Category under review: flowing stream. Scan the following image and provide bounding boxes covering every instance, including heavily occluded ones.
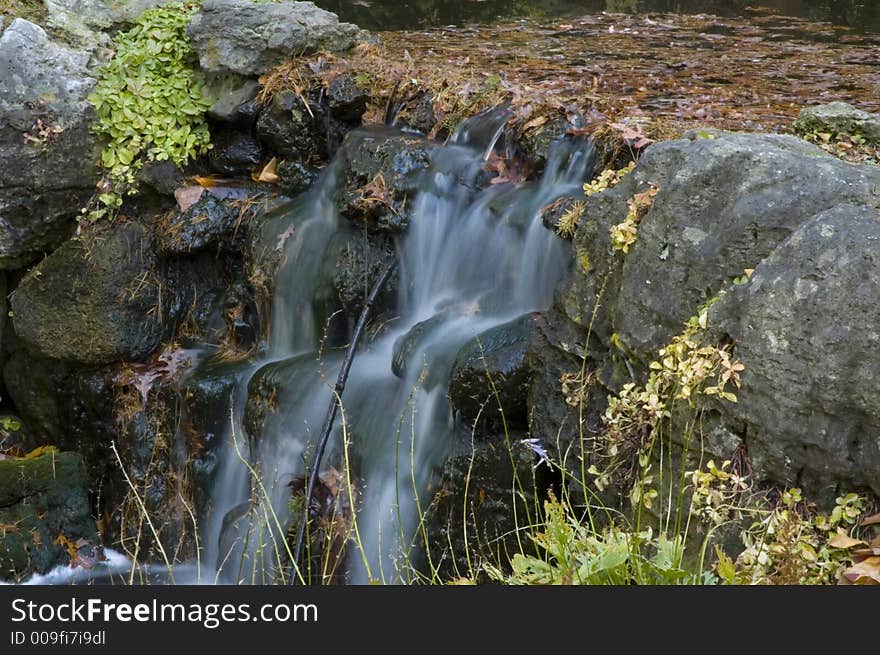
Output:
[199,109,594,584]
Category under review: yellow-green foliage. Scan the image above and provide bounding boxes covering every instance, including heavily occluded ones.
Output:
[609,184,658,254]
[554,200,585,238]
[583,161,635,197]
[86,2,211,221]
[722,490,867,585]
[590,294,743,494]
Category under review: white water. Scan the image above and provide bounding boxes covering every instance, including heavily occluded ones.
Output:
[200,110,594,584]
[27,111,593,586]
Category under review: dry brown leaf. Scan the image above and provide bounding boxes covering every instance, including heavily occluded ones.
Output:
[828,532,867,549]
[842,556,880,585]
[174,185,204,212]
[258,157,279,184]
[861,512,880,526]
[522,115,548,131]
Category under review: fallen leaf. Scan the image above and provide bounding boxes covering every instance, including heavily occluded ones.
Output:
[861,512,880,526]
[522,115,548,131]
[258,157,279,184]
[174,186,204,212]
[828,532,867,549]
[842,556,880,585]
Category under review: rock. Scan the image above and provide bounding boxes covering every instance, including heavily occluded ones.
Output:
[10,222,172,365]
[448,314,536,428]
[391,314,447,382]
[2,352,120,500]
[277,159,319,196]
[208,130,264,177]
[335,126,440,234]
[154,192,263,256]
[518,116,574,173]
[710,203,880,500]
[794,102,880,144]
[0,20,99,269]
[561,130,880,366]
[256,90,327,163]
[0,451,100,581]
[424,432,549,580]
[327,75,368,123]
[179,356,252,511]
[395,91,436,135]
[546,128,880,503]
[206,79,261,127]
[324,229,397,322]
[186,0,360,76]
[243,353,322,441]
[137,160,185,197]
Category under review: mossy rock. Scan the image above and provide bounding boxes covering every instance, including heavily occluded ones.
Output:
[0,450,99,582]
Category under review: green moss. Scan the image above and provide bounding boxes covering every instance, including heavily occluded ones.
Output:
[0,0,47,23]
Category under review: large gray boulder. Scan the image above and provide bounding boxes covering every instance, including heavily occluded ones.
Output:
[711,203,880,499]
[562,130,880,364]
[0,19,99,269]
[10,222,171,366]
[186,0,360,76]
[543,129,880,502]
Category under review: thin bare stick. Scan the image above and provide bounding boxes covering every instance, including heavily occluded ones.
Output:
[291,261,397,582]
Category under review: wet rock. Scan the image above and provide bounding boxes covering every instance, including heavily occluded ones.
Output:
[2,352,120,499]
[518,116,573,173]
[336,127,440,234]
[324,229,397,322]
[396,91,436,135]
[243,353,323,441]
[0,20,99,269]
[256,90,326,163]
[794,102,880,143]
[154,193,263,256]
[561,130,880,365]
[327,75,368,123]
[10,222,172,366]
[448,314,536,428]
[114,379,198,562]
[186,0,360,76]
[180,356,252,509]
[710,203,880,501]
[391,315,447,382]
[137,160,185,198]
[277,160,319,196]
[0,451,100,582]
[425,432,549,581]
[208,130,264,177]
[207,79,261,128]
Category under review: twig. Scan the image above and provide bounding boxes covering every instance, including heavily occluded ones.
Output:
[291,261,397,582]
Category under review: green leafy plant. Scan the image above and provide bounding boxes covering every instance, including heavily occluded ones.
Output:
[85,2,211,222]
[486,493,715,585]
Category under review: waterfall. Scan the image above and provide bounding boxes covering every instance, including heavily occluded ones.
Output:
[202,110,593,584]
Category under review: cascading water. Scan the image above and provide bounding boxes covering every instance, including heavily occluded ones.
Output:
[201,109,595,584]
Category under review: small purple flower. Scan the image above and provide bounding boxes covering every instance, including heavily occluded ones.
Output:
[521,438,550,467]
